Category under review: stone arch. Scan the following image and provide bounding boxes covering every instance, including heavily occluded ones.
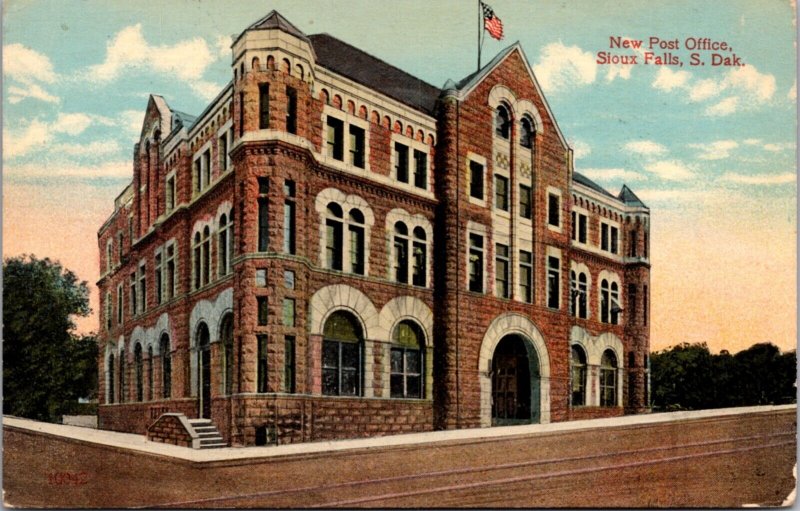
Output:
[514,98,544,134]
[478,313,551,426]
[378,296,433,345]
[308,284,379,340]
[151,313,172,353]
[130,326,145,353]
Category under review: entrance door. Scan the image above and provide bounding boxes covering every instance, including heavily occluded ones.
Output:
[492,335,532,424]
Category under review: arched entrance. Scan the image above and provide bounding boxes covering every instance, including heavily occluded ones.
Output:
[197,322,211,418]
[491,334,540,425]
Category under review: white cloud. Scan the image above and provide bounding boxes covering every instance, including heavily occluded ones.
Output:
[51,113,93,136]
[652,67,690,92]
[605,64,632,82]
[4,160,131,179]
[87,24,217,97]
[7,84,59,104]
[120,110,145,138]
[3,43,57,84]
[50,140,122,157]
[532,42,596,92]
[689,140,739,160]
[570,139,591,160]
[3,43,60,104]
[743,138,762,145]
[190,80,224,102]
[763,142,793,152]
[3,120,50,159]
[721,172,796,185]
[688,78,722,102]
[705,96,739,116]
[624,140,667,156]
[725,65,776,103]
[644,160,694,181]
[216,35,232,58]
[580,167,645,182]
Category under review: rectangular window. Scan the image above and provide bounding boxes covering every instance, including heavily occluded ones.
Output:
[495,244,510,298]
[218,133,228,172]
[258,199,269,252]
[283,180,295,255]
[117,284,124,324]
[610,226,619,254]
[494,175,509,211]
[257,296,268,326]
[138,264,146,312]
[395,143,409,183]
[284,270,295,290]
[326,219,343,270]
[644,232,649,258]
[194,159,202,194]
[284,336,295,393]
[469,161,484,199]
[322,340,360,396]
[629,230,638,257]
[413,149,427,189]
[118,232,124,261]
[394,234,408,284]
[203,150,211,188]
[547,256,560,309]
[643,284,649,326]
[105,239,113,273]
[519,250,533,303]
[601,223,609,251]
[349,125,365,168]
[286,87,297,134]
[165,244,175,300]
[548,193,560,227]
[155,253,163,305]
[166,176,175,211]
[239,92,245,137]
[259,83,270,129]
[390,347,422,399]
[256,269,268,287]
[130,272,137,316]
[326,117,344,161]
[578,214,587,243]
[257,335,268,393]
[519,185,532,219]
[468,233,484,293]
[105,292,112,330]
[282,298,295,327]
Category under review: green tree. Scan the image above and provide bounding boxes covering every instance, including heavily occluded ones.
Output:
[3,255,98,422]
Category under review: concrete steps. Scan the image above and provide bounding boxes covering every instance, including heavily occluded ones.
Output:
[187,418,225,449]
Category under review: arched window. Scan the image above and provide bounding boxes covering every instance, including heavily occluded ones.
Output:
[322,311,362,396]
[571,345,587,406]
[610,282,620,325]
[221,314,234,395]
[600,350,618,407]
[495,104,511,139]
[391,321,424,398]
[519,116,534,149]
[325,203,344,271]
[348,209,365,275]
[412,227,427,287]
[393,222,409,284]
[160,334,171,399]
[193,232,202,289]
[134,342,143,402]
[600,279,611,323]
[147,345,154,401]
[107,353,115,404]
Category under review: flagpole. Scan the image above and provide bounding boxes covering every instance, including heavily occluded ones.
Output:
[477,0,482,71]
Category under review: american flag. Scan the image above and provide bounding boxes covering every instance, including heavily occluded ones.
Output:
[481,1,504,41]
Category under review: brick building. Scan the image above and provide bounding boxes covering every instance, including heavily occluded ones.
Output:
[97,11,651,447]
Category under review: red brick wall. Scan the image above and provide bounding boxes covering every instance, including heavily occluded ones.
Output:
[146,414,193,447]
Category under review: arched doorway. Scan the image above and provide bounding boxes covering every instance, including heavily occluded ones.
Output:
[491,334,540,425]
[197,322,211,418]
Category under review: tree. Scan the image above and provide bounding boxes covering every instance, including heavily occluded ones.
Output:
[3,255,98,422]
[651,341,796,412]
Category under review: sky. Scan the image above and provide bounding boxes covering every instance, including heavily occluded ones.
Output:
[3,0,797,354]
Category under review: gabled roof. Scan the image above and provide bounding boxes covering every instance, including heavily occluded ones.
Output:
[246,10,310,43]
[308,33,441,115]
[618,184,648,209]
[446,42,569,150]
[573,171,617,200]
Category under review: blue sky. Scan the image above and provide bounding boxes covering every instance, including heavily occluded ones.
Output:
[3,0,797,352]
